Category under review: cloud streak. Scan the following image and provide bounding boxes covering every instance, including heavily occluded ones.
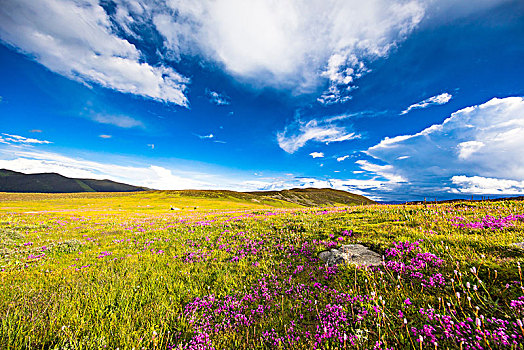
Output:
[91,114,143,128]
[400,92,452,115]
[0,133,52,145]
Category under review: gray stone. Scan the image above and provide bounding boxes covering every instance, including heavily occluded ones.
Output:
[318,244,382,267]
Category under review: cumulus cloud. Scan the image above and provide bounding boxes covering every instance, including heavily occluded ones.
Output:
[0,133,51,145]
[309,152,324,158]
[277,119,359,153]
[400,92,452,115]
[457,141,484,160]
[364,96,524,195]
[337,155,349,162]
[0,0,189,106]
[451,175,524,195]
[206,89,231,106]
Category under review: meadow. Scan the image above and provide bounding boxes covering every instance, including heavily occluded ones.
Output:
[0,191,523,349]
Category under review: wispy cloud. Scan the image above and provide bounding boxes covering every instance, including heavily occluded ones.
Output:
[197,134,214,139]
[0,133,51,145]
[147,144,155,150]
[337,155,349,162]
[277,119,360,154]
[29,129,42,133]
[355,160,407,183]
[91,114,143,128]
[99,134,112,139]
[206,89,230,106]
[309,152,324,158]
[400,92,452,115]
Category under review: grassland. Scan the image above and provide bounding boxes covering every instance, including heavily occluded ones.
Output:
[0,192,523,349]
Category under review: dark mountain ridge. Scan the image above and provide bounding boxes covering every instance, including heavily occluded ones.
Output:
[0,169,148,193]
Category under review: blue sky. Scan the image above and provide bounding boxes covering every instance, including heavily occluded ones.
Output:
[1,0,523,201]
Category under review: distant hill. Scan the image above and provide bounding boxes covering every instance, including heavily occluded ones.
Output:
[248,188,375,206]
[161,188,374,207]
[0,169,374,206]
[0,169,148,193]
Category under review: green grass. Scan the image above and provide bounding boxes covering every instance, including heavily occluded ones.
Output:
[0,193,523,349]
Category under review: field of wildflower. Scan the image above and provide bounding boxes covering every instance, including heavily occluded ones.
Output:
[1,192,524,349]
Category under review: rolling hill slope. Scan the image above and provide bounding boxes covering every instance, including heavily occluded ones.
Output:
[249,188,375,206]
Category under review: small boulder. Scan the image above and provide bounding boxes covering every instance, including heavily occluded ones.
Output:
[318,244,382,267]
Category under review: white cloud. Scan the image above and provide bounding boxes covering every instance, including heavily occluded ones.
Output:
[457,141,484,159]
[0,133,52,145]
[91,114,143,128]
[0,0,189,106]
[242,176,390,201]
[147,144,155,150]
[155,0,426,100]
[365,96,524,195]
[277,119,360,153]
[1,0,507,106]
[206,89,231,105]
[98,134,112,139]
[197,134,214,139]
[355,160,407,183]
[400,92,452,115]
[309,152,324,158]
[451,175,524,195]
[0,148,224,190]
[337,155,349,162]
